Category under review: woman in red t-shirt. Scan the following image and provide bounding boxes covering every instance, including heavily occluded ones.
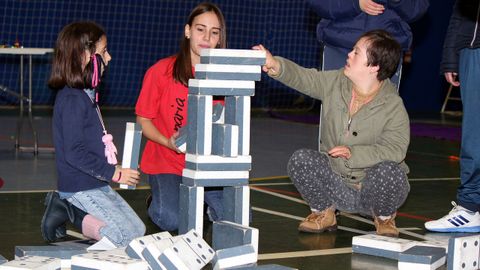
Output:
[135,2,226,231]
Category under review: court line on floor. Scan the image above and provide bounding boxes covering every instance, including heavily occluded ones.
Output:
[258,248,352,260]
[251,186,428,241]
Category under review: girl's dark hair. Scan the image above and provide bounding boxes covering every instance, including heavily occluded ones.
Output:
[173,2,226,86]
[48,21,105,90]
[359,30,402,81]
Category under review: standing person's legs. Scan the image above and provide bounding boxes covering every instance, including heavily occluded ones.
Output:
[67,186,146,247]
[425,48,480,233]
[147,174,182,231]
[457,48,480,212]
[204,188,224,221]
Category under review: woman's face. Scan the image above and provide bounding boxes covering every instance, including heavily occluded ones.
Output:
[344,37,373,81]
[185,11,221,65]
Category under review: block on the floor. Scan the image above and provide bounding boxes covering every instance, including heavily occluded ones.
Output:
[120,122,142,190]
[212,244,257,270]
[159,230,214,270]
[0,255,60,270]
[126,231,173,260]
[0,255,7,265]
[178,184,204,235]
[200,49,266,65]
[189,79,255,96]
[15,245,87,269]
[71,251,148,270]
[398,245,446,270]
[212,123,239,157]
[141,238,177,270]
[224,186,250,226]
[225,96,250,155]
[195,64,261,81]
[182,169,249,187]
[232,264,298,269]
[186,94,213,155]
[352,234,416,260]
[447,235,480,270]
[413,239,450,253]
[185,154,251,171]
[212,220,258,252]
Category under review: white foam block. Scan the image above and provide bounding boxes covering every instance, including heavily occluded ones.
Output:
[398,246,446,270]
[178,184,204,235]
[352,234,417,260]
[71,251,149,270]
[200,48,266,65]
[0,256,60,270]
[185,153,251,169]
[159,230,214,270]
[447,235,480,270]
[225,96,250,156]
[195,64,261,81]
[212,244,257,270]
[126,231,173,260]
[189,79,255,96]
[182,168,249,187]
[120,122,142,189]
[141,238,177,270]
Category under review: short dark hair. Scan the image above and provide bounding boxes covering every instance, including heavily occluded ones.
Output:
[173,2,227,86]
[359,30,401,81]
[48,21,105,90]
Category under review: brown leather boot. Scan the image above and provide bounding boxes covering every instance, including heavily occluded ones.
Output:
[374,213,399,237]
[298,208,337,233]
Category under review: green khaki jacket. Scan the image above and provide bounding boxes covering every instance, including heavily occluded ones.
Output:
[273,56,410,186]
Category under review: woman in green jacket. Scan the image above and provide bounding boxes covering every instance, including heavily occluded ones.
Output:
[254,30,410,237]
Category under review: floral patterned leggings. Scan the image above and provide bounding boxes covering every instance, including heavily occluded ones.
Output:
[287,148,410,216]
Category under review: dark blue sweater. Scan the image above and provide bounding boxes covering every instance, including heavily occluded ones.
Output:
[53,87,115,192]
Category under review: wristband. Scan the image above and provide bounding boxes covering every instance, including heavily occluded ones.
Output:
[113,171,121,182]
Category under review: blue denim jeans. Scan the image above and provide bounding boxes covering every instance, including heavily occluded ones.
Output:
[457,48,480,212]
[147,174,224,231]
[60,185,146,247]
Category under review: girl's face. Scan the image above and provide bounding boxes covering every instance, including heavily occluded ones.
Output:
[344,37,378,82]
[83,35,111,74]
[185,11,221,65]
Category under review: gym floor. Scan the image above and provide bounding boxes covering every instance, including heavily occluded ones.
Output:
[0,107,465,269]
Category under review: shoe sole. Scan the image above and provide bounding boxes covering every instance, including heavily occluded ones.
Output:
[425,226,480,233]
[298,225,337,234]
[40,191,55,242]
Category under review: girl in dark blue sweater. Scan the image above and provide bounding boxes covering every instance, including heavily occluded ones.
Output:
[41,21,145,247]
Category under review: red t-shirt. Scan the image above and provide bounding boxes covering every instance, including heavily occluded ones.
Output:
[135,56,187,175]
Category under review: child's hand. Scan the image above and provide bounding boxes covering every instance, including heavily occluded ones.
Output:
[252,44,281,76]
[113,167,140,185]
[168,132,182,154]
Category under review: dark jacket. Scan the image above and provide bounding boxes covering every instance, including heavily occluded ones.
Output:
[53,87,115,192]
[307,0,429,51]
[440,0,480,73]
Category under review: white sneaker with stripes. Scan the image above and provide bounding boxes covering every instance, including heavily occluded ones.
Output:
[425,201,480,233]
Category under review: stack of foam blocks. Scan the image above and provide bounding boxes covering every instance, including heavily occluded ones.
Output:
[178,48,266,269]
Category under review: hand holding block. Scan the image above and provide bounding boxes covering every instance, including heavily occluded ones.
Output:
[175,127,187,153]
[120,122,142,190]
